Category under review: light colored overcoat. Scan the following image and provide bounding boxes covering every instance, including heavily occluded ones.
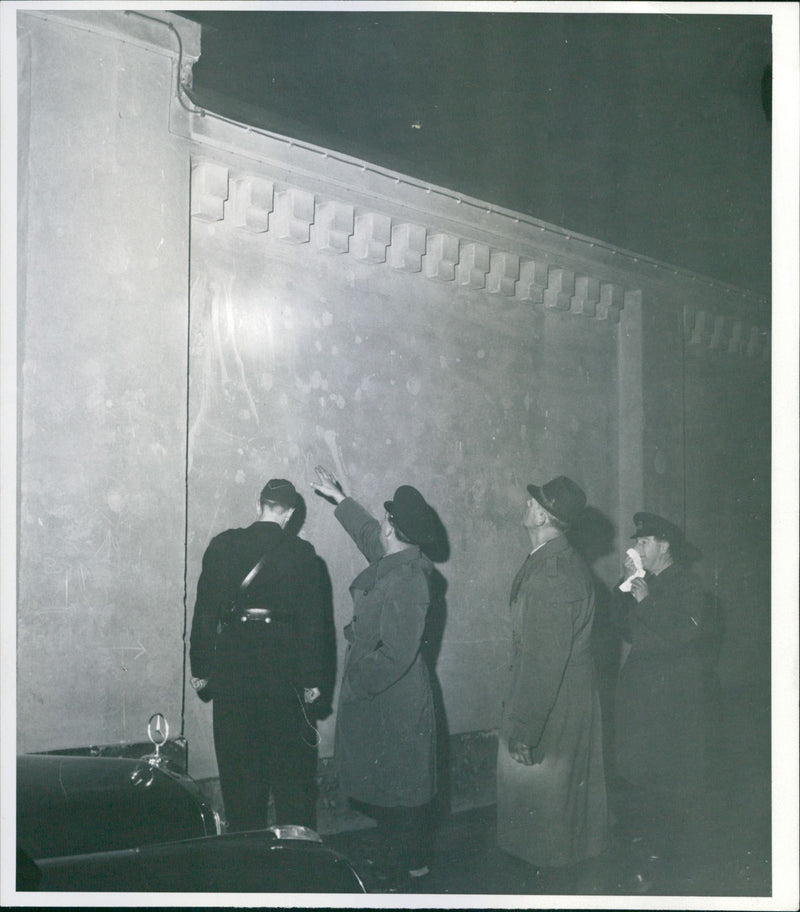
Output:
[497,534,609,867]
[333,498,436,808]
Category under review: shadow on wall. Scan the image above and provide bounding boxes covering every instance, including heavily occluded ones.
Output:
[285,494,337,719]
[420,505,452,817]
[701,588,727,783]
[314,558,337,720]
[568,507,620,777]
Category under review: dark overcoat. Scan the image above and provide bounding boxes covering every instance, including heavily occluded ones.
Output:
[497,535,608,867]
[333,498,436,808]
[189,521,325,697]
[614,561,707,797]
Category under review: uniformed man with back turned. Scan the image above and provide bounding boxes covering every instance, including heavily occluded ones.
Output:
[189,478,327,832]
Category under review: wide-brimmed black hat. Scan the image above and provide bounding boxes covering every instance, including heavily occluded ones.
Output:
[527,476,587,525]
[260,478,298,509]
[383,485,437,546]
[631,512,703,562]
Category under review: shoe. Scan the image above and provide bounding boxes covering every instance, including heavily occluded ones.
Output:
[380,865,431,893]
[407,865,431,892]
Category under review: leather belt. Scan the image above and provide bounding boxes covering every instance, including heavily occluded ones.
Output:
[240,608,273,624]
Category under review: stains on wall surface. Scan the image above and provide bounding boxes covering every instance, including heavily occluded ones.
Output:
[682,332,771,692]
[625,294,771,693]
[17,15,190,752]
[16,10,771,788]
[185,211,619,772]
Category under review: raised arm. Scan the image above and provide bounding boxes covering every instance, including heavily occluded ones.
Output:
[310,465,385,563]
[334,497,385,563]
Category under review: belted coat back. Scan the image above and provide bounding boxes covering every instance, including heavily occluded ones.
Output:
[189,521,326,697]
[333,498,437,808]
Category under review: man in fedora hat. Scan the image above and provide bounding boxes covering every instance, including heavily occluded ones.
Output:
[612,511,709,890]
[497,476,609,877]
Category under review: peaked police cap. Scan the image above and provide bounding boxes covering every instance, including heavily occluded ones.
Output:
[383,485,437,546]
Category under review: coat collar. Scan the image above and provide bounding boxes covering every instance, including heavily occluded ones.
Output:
[376,544,423,577]
[528,533,570,563]
[647,560,680,584]
[510,534,569,605]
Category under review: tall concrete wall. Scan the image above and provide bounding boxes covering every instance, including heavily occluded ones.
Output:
[183,200,621,771]
[15,11,770,794]
[634,292,770,693]
[16,11,198,751]
[682,308,771,694]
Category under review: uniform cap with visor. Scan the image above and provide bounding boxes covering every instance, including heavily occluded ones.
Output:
[631,511,703,563]
[383,485,437,546]
[260,478,298,509]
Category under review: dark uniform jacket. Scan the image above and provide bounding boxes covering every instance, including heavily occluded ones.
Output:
[189,521,325,699]
[614,561,707,795]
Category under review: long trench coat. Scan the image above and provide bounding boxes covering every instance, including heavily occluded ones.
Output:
[614,561,708,798]
[497,535,609,868]
[333,497,437,808]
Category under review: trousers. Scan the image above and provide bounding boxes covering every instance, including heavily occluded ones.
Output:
[213,691,318,832]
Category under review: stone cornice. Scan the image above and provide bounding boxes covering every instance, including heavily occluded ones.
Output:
[190,160,632,323]
[177,108,768,317]
[684,307,770,362]
[190,157,770,367]
[37,9,768,361]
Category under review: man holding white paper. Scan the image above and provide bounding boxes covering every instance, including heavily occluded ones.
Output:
[618,547,645,592]
[611,511,709,890]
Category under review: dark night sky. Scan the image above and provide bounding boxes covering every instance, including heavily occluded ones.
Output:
[182,10,771,297]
